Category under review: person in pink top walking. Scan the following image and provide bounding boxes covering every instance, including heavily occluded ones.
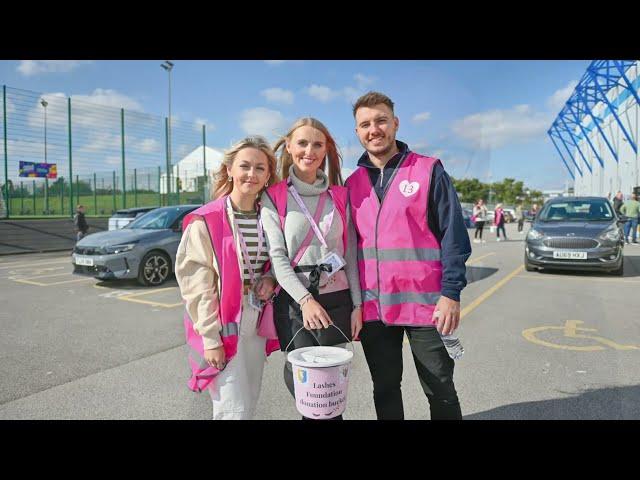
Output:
[494,203,507,241]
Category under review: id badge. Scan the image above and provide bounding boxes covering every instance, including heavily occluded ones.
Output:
[248,289,264,311]
[320,251,346,279]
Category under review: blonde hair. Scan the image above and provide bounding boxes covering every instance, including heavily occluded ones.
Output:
[211,136,279,200]
[273,117,343,186]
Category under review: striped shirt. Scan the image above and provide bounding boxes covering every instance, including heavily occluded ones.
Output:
[233,208,269,289]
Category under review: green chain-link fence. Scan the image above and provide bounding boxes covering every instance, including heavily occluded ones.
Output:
[1,85,217,218]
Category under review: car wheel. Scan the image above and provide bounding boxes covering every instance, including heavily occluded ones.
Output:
[524,254,536,272]
[610,260,624,276]
[138,250,171,286]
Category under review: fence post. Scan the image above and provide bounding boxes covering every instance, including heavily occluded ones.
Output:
[121,108,126,209]
[157,166,161,207]
[76,174,79,210]
[112,170,116,213]
[202,124,207,204]
[93,173,97,215]
[60,179,64,215]
[67,97,74,217]
[3,85,9,218]
[134,168,137,207]
[32,180,36,214]
[20,181,24,214]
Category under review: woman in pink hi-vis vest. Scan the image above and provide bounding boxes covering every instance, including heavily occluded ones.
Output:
[260,118,363,420]
[175,136,281,420]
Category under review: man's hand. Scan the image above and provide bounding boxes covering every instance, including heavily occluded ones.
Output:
[432,296,460,335]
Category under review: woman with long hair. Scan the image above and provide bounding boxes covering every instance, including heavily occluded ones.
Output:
[472,198,487,243]
[175,136,281,420]
[260,117,362,420]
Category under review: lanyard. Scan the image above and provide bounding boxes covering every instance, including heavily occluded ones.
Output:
[287,179,333,249]
[227,197,264,285]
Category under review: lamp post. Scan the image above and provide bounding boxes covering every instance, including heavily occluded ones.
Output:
[161,60,173,205]
[41,98,49,214]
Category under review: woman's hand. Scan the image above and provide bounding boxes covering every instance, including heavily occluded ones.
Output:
[204,346,226,370]
[254,276,276,301]
[301,297,333,330]
[351,306,362,340]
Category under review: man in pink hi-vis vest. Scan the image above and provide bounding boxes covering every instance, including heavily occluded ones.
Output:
[346,92,471,420]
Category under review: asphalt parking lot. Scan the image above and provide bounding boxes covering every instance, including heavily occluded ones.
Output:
[1,223,639,419]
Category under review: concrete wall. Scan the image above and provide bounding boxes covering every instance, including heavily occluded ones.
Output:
[0,218,108,255]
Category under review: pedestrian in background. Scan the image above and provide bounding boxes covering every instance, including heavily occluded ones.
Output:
[494,203,507,241]
[613,191,624,215]
[73,205,89,241]
[473,198,487,243]
[620,193,640,244]
[516,203,525,233]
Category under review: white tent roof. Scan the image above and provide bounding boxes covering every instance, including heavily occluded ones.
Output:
[173,145,224,175]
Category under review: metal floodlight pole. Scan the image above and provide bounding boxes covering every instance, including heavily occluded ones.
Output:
[41,98,49,214]
[161,61,174,204]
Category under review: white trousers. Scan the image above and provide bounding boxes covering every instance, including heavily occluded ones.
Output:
[207,295,267,420]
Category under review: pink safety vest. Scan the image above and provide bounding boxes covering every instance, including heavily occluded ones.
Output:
[345,152,443,327]
[181,195,280,393]
[264,180,348,254]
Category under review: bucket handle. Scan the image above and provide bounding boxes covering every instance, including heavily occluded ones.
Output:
[284,323,353,354]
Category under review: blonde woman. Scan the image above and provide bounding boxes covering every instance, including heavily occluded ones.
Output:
[175,136,281,420]
[260,118,362,420]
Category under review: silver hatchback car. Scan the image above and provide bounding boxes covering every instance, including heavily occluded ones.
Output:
[524,197,626,276]
[72,205,200,286]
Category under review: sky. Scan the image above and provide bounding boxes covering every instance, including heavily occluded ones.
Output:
[0,60,591,190]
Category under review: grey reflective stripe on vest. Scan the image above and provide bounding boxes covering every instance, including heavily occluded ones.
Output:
[221,322,239,337]
[358,247,441,262]
[362,290,440,306]
[362,289,378,302]
[380,291,441,306]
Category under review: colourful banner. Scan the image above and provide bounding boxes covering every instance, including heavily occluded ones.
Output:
[19,161,57,179]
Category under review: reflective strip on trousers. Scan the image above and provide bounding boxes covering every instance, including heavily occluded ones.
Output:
[221,322,239,337]
[358,247,441,262]
[362,290,440,306]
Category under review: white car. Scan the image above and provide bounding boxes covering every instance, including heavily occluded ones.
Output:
[108,207,158,230]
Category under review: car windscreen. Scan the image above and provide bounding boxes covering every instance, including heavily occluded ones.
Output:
[125,208,184,229]
[538,200,614,222]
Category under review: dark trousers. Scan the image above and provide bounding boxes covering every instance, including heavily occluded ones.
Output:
[474,221,485,239]
[517,217,524,232]
[496,223,507,239]
[359,321,462,420]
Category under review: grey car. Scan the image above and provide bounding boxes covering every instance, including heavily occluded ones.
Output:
[72,205,201,286]
[524,197,625,275]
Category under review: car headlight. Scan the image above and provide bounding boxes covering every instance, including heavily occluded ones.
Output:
[103,243,137,254]
[527,228,544,240]
[599,228,621,242]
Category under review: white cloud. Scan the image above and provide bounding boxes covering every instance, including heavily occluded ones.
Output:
[305,84,339,103]
[547,80,578,113]
[412,112,431,123]
[194,117,217,133]
[354,73,375,90]
[264,60,287,66]
[17,60,91,77]
[136,138,161,153]
[261,87,294,105]
[74,89,144,112]
[452,105,551,149]
[240,107,287,140]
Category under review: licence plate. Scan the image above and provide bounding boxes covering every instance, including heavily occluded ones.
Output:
[75,255,94,266]
[553,251,587,260]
